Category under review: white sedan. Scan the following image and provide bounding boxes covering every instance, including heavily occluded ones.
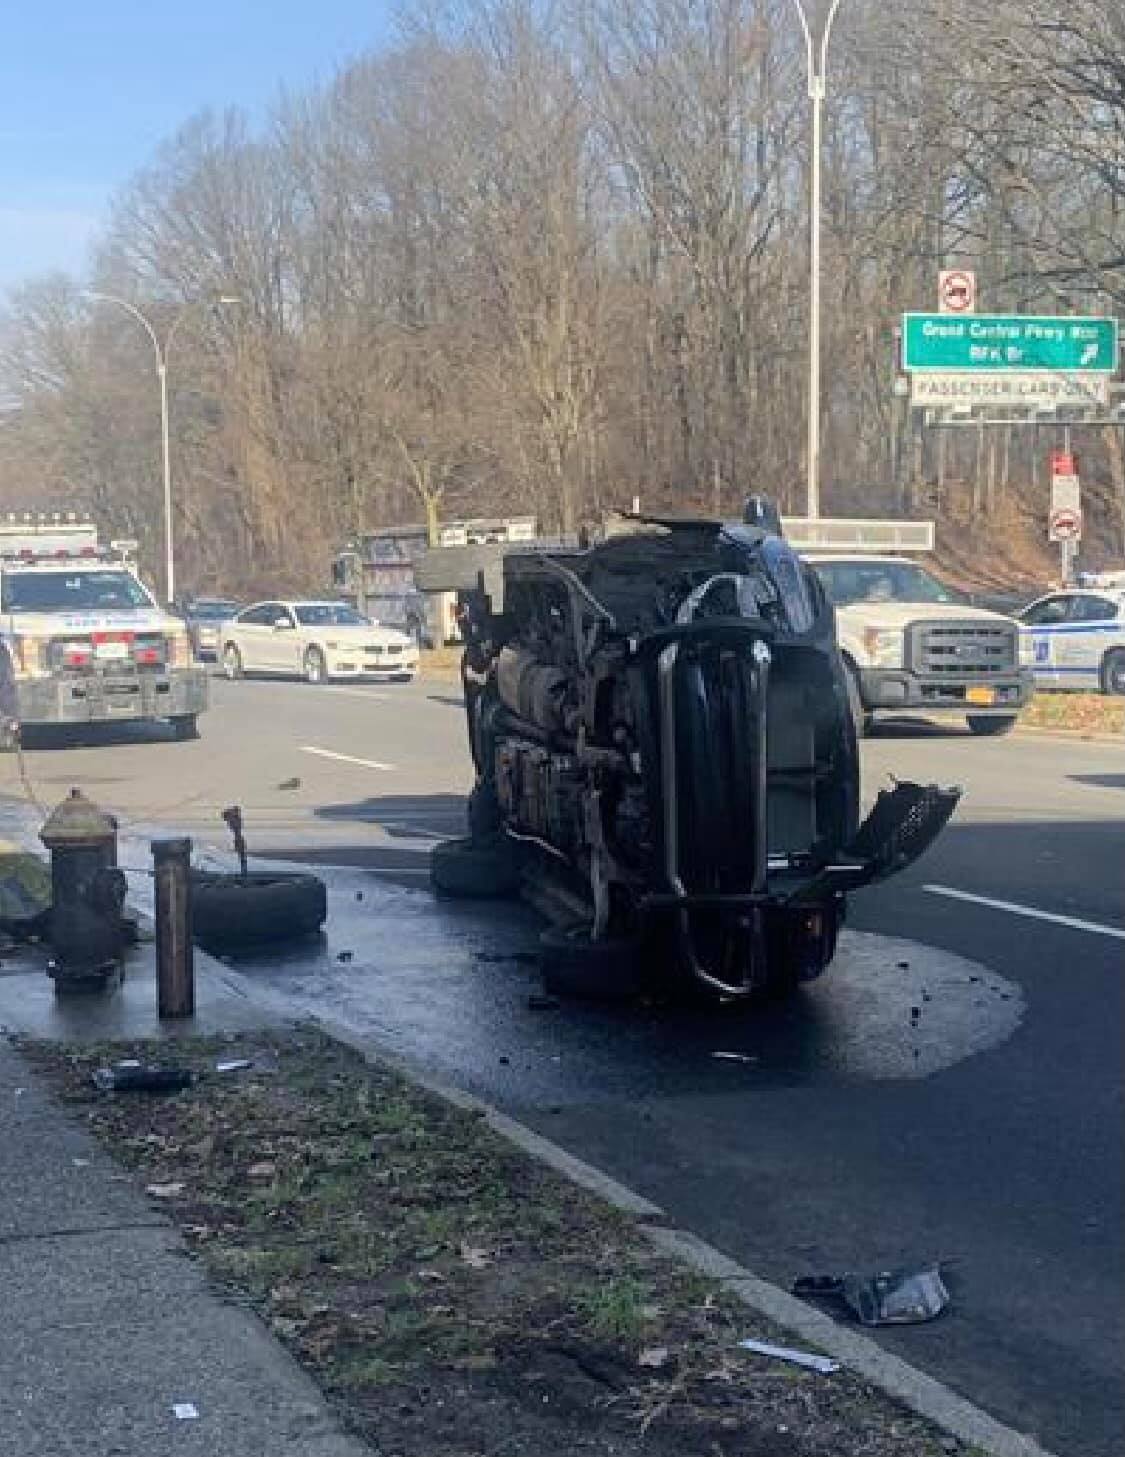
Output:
[220,600,420,684]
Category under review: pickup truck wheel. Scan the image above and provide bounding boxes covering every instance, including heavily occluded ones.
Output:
[430,836,518,898]
[967,714,1017,736]
[304,647,328,685]
[539,923,644,1002]
[222,644,243,680]
[1101,649,1125,696]
[170,714,198,741]
[190,870,327,952]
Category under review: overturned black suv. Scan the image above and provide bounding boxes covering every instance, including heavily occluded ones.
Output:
[431,505,958,1001]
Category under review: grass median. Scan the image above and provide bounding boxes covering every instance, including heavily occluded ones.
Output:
[1021,691,1124,735]
[24,1028,964,1457]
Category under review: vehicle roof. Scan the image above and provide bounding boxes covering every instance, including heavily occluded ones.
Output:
[243,598,359,609]
[803,554,925,566]
[0,559,135,573]
[1027,586,1125,601]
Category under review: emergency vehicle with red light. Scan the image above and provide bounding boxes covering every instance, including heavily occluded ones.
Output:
[0,513,207,739]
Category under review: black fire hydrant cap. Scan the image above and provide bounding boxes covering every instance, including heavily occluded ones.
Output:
[39,788,117,850]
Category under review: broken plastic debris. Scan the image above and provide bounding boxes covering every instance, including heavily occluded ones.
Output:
[793,1265,950,1326]
[93,1063,194,1093]
[738,1338,839,1374]
[172,1402,199,1420]
[712,1051,758,1064]
[638,1346,671,1369]
[145,1182,185,1199]
[459,1242,492,1269]
[215,1058,253,1074]
[247,1161,277,1180]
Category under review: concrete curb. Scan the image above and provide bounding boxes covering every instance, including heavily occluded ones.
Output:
[278,999,1059,1457]
[0,801,1059,1457]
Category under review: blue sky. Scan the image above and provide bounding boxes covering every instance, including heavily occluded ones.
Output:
[0,2,393,297]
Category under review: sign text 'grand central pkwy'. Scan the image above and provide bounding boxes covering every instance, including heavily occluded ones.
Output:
[903,314,1119,374]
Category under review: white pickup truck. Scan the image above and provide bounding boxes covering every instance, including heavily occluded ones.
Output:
[0,516,207,740]
[777,518,1031,737]
[805,553,1033,736]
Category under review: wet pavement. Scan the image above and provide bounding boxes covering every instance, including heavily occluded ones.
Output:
[2,679,1123,1455]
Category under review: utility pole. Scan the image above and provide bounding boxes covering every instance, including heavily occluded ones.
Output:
[788,0,848,520]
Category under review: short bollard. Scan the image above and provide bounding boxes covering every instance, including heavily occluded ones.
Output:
[152,838,194,1018]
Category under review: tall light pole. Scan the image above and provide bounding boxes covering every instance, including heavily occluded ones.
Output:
[84,292,240,603]
[788,0,846,521]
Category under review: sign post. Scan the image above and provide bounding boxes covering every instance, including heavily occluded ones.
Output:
[1048,451,1082,585]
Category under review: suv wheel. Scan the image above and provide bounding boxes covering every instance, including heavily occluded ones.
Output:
[1101,649,1125,696]
[967,714,1017,736]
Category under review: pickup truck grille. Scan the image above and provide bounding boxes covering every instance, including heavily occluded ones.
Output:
[908,620,1017,677]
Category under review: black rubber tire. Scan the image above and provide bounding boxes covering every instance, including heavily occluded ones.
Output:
[430,836,518,898]
[222,644,243,680]
[304,647,328,685]
[170,714,198,741]
[967,714,1018,736]
[190,870,327,951]
[539,922,644,1002]
[1101,649,1125,696]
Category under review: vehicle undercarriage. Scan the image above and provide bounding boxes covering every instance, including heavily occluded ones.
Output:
[435,512,959,1001]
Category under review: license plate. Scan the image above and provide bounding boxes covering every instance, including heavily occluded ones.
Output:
[966,685,996,706]
[94,641,130,661]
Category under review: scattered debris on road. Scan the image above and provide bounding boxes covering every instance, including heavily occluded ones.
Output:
[794,1266,950,1326]
[93,1061,194,1093]
[738,1338,840,1375]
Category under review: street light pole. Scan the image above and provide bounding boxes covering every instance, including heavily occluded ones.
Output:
[788,0,847,521]
[83,292,240,605]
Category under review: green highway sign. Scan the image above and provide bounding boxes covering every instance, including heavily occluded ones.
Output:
[903,313,1119,373]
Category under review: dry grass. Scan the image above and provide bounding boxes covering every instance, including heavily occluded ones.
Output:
[23,1028,963,1457]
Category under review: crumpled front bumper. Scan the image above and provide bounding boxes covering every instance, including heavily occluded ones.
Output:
[15,668,209,725]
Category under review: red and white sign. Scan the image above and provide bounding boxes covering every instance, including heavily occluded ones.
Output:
[939,269,976,314]
[1048,451,1082,542]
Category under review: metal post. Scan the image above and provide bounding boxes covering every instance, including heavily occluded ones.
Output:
[158,361,174,605]
[153,838,194,1018]
[788,0,847,521]
[807,75,824,520]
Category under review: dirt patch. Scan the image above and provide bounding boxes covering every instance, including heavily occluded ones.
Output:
[420,646,463,683]
[1021,691,1124,735]
[24,1029,963,1457]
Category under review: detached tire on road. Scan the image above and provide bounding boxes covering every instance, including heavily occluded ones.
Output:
[190,870,327,952]
[539,923,644,1002]
[430,836,518,898]
[967,714,1017,736]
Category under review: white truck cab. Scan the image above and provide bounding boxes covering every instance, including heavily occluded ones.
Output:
[0,514,207,740]
[782,520,1033,737]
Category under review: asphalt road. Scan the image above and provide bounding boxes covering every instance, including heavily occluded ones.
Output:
[4,674,1122,1457]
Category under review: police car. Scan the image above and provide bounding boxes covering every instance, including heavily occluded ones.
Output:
[1018,584,1125,695]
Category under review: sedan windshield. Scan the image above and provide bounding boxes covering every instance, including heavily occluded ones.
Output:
[812,561,964,607]
[2,570,154,612]
[293,604,370,627]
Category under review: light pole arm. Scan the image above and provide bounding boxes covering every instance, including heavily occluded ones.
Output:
[84,292,164,372]
[786,0,816,95]
[820,0,847,82]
